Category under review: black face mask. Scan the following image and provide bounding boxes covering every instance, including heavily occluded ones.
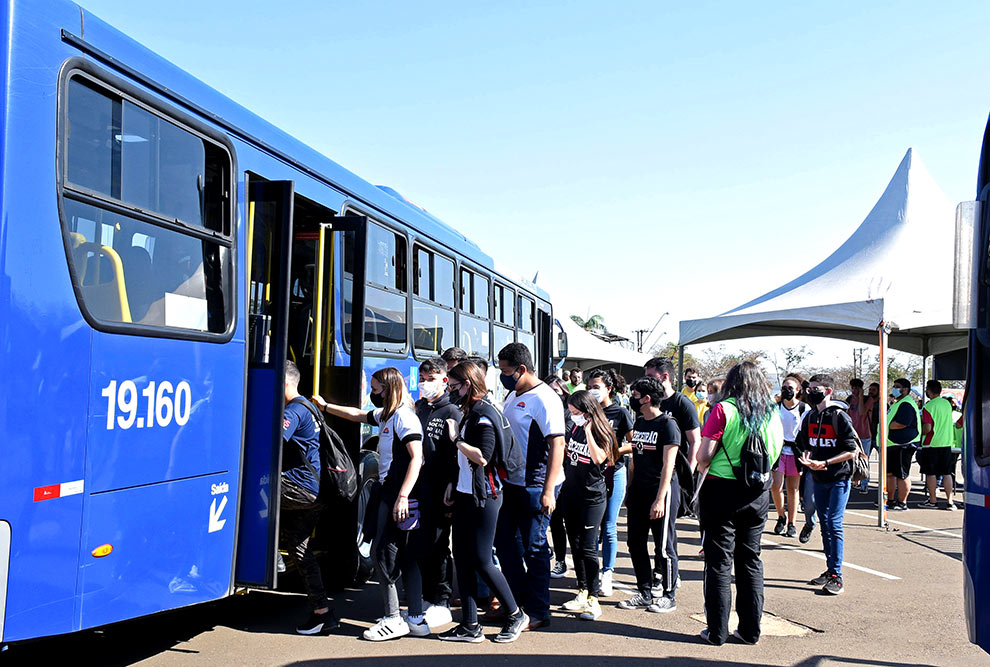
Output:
[370,392,385,408]
[780,386,795,401]
[629,395,643,415]
[685,378,697,388]
[500,369,519,392]
[806,389,826,406]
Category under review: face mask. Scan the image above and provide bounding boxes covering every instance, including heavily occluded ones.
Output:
[629,395,643,415]
[370,391,385,408]
[892,387,903,398]
[419,380,443,401]
[685,378,697,388]
[589,387,606,403]
[780,386,795,401]
[571,413,587,427]
[806,389,826,406]
[695,390,708,402]
[500,368,519,392]
[451,385,469,407]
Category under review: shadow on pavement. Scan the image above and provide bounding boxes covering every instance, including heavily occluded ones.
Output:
[284,655,937,667]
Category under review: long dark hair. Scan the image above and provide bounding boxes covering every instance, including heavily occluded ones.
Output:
[722,361,775,432]
[586,368,626,399]
[568,390,619,465]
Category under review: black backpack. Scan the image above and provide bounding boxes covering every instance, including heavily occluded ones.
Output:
[290,398,359,502]
[830,411,871,484]
[674,450,698,518]
[715,422,773,491]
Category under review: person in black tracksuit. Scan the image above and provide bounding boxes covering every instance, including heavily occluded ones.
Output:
[439,361,529,644]
[618,376,682,614]
[557,390,620,621]
[414,357,462,624]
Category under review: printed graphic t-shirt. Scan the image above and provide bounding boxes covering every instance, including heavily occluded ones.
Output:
[629,413,681,491]
[504,382,566,487]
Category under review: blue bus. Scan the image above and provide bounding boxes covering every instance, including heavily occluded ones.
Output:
[0,0,561,644]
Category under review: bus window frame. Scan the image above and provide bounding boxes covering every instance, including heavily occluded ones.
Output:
[56,58,237,343]
[411,242,458,361]
[340,203,411,358]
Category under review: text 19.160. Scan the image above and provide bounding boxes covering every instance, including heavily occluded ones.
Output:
[100,380,192,430]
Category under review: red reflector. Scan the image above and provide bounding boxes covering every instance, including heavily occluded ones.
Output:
[34,485,61,502]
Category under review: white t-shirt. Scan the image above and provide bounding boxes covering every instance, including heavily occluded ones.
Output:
[503,382,566,487]
[456,417,492,494]
[778,401,809,455]
[370,404,423,482]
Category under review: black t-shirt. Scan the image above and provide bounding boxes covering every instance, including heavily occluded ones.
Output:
[562,425,607,501]
[415,393,462,496]
[660,392,700,457]
[630,413,680,491]
[603,403,634,471]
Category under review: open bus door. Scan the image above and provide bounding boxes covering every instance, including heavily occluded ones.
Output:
[235,179,294,588]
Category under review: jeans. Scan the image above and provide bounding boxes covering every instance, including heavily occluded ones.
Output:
[813,478,851,576]
[858,438,873,491]
[600,465,627,572]
[494,483,553,621]
[371,483,424,619]
[453,491,517,625]
[803,473,818,528]
[550,485,570,563]
[699,476,768,646]
[563,488,606,596]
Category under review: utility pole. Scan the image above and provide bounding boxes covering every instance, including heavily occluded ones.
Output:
[633,329,649,353]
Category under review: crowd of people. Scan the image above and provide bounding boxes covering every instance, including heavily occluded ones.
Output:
[274,349,963,645]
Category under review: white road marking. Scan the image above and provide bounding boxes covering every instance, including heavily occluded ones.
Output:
[845,510,962,539]
[760,537,901,581]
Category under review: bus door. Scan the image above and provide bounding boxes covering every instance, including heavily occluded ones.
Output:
[235,179,294,588]
[537,301,553,378]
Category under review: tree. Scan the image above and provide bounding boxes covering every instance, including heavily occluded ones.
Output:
[570,313,606,332]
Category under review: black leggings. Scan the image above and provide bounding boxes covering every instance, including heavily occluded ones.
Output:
[453,491,518,625]
[563,489,606,596]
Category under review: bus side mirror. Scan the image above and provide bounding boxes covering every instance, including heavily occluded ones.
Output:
[954,200,979,329]
[556,330,569,370]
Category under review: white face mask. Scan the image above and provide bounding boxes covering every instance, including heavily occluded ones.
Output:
[588,387,606,403]
[571,412,588,427]
[420,380,444,401]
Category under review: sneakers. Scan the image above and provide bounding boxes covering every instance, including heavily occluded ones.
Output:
[618,593,654,610]
[647,594,677,613]
[406,615,431,637]
[493,610,529,643]
[363,615,410,641]
[785,524,797,538]
[890,501,909,512]
[438,623,485,643]
[276,552,287,574]
[700,628,722,645]
[296,610,339,635]
[773,516,786,535]
[808,570,830,586]
[562,589,589,611]
[947,502,958,511]
[423,604,453,628]
[919,500,938,508]
[822,574,844,595]
[799,524,814,544]
[579,596,602,620]
[600,570,614,597]
[732,629,758,645]
[550,560,568,579]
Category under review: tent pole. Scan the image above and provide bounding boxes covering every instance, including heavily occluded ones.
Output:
[921,337,931,402]
[677,345,685,389]
[878,322,890,529]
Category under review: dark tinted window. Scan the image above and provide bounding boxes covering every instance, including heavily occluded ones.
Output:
[518,296,535,332]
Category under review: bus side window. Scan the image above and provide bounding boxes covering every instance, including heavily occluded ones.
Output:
[412,247,455,359]
[459,268,491,359]
[361,222,407,353]
[517,294,536,361]
[493,283,515,357]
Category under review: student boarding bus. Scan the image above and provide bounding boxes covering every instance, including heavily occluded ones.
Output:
[0,0,563,644]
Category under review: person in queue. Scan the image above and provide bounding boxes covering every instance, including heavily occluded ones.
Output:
[280,361,339,635]
[682,367,708,423]
[886,377,921,511]
[441,347,468,372]
[772,374,808,538]
[644,357,699,591]
[413,357,462,627]
[558,390,620,620]
[697,361,783,645]
[438,361,529,643]
[920,380,958,510]
[847,379,875,494]
[586,368,634,597]
[548,375,574,580]
[494,343,567,631]
[565,367,586,394]
[794,373,858,595]
[313,367,428,641]
[618,376,681,613]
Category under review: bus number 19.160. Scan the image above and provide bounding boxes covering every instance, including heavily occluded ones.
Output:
[100,380,192,430]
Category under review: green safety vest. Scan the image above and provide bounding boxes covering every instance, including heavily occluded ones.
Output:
[886,395,921,446]
[709,398,784,480]
[922,396,954,448]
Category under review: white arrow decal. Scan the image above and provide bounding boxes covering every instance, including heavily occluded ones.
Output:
[259,488,269,519]
[209,495,228,533]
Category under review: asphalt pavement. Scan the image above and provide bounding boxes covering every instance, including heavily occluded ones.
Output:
[3,461,985,667]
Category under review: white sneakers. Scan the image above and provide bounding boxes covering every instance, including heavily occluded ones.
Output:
[600,570,614,597]
[363,615,410,641]
[406,615,430,637]
[562,589,589,611]
[579,596,602,620]
[423,604,453,628]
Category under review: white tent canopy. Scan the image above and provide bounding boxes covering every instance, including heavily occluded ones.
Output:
[557,315,651,371]
[678,148,965,358]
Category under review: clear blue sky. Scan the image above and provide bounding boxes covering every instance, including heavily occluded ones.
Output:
[80,0,990,368]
